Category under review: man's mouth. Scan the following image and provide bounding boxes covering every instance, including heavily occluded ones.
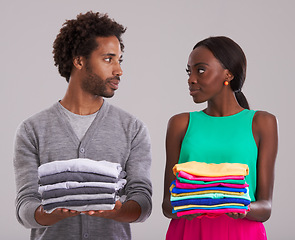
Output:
[108,77,120,90]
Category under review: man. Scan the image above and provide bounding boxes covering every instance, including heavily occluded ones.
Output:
[13,11,152,240]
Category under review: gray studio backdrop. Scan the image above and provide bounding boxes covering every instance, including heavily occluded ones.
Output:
[1,0,294,239]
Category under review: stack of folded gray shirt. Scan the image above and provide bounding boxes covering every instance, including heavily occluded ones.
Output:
[38,158,126,213]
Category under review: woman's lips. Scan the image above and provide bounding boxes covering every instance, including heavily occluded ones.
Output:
[189,88,201,96]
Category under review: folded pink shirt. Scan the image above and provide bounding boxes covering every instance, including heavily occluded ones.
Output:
[178,171,245,181]
[176,208,249,217]
[175,179,249,189]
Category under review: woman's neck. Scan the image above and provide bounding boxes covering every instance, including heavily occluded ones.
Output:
[205,92,243,117]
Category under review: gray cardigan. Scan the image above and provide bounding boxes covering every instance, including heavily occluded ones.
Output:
[13,101,152,240]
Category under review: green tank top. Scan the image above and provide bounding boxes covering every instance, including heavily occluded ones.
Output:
[178,109,258,201]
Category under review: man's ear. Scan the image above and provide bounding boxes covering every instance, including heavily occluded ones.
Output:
[73,56,84,70]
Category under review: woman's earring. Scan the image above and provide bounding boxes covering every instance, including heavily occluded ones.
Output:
[224,81,229,86]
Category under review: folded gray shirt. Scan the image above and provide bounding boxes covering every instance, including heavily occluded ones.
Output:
[39,171,118,185]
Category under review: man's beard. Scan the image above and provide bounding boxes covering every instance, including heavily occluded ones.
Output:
[81,63,115,98]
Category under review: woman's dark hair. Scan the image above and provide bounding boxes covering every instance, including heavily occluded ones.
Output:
[193,36,250,109]
[53,11,126,82]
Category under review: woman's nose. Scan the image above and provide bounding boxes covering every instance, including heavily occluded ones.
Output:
[188,75,197,85]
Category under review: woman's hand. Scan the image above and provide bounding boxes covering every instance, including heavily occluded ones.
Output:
[226,212,247,219]
[180,213,203,220]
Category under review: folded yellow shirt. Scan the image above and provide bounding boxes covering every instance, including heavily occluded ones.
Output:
[173,162,249,177]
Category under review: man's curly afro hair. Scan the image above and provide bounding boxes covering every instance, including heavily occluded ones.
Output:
[53,11,126,82]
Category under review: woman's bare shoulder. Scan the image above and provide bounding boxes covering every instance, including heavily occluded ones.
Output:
[253,110,278,137]
[253,110,277,127]
[168,112,190,129]
[166,112,190,139]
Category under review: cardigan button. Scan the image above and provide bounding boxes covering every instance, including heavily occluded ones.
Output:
[80,148,85,153]
[83,233,89,238]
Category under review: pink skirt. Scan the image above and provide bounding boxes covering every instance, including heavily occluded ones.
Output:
[166,214,267,240]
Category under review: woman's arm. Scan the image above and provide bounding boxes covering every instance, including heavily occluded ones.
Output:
[162,113,190,219]
[245,111,278,222]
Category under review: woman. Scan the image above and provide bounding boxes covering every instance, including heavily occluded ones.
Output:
[162,36,278,240]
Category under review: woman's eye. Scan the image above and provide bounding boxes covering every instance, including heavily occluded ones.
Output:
[186,68,191,76]
[198,69,205,74]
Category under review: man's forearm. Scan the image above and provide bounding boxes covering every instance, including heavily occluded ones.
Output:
[115,200,141,222]
[85,200,141,223]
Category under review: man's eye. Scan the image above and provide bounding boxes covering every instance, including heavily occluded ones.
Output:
[104,58,111,62]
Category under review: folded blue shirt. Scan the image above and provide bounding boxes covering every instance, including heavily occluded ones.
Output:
[170,180,247,194]
[170,197,251,207]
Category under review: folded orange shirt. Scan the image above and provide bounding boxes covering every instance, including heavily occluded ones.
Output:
[173,162,249,177]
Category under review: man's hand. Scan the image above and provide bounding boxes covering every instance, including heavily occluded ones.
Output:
[82,200,122,218]
[82,200,141,223]
[35,205,80,226]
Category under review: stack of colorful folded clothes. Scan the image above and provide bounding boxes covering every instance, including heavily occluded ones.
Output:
[170,161,251,218]
[38,158,126,213]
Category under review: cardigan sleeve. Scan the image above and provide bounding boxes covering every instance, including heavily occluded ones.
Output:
[124,119,153,222]
[13,122,44,229]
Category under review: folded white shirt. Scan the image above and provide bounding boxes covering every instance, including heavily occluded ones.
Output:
[45,204,116,213]
[38,159,123,178]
